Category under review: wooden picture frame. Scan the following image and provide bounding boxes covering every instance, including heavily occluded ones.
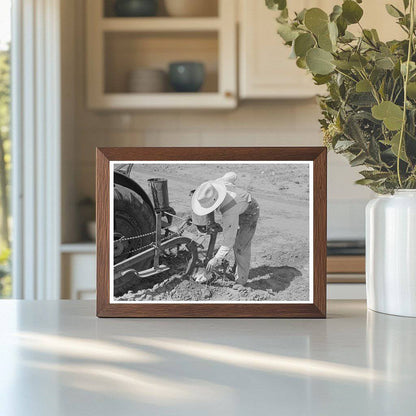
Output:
[96,147,327,318]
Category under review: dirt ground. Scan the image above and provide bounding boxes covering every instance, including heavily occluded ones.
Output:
[116,163,311,302]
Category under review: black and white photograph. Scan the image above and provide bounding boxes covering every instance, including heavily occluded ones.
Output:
[110,161,313,303]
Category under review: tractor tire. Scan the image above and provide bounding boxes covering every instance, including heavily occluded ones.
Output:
[113,183,155,296]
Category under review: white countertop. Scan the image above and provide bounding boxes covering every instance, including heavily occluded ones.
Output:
[0,300,415,415]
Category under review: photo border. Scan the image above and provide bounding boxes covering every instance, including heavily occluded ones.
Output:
[109,161,314,304]
[97,147,327,318]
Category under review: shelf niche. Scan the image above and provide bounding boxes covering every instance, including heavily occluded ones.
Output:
[104,31,219,94]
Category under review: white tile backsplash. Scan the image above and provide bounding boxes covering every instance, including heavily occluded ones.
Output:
[328,199,368,240]
[73,96,370,241]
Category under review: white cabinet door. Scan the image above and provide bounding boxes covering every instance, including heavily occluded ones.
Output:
[239,0,323,99]
[238,0,403,99]
[62,252,96,300]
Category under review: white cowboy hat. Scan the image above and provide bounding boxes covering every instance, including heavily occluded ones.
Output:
[191,181,227,216]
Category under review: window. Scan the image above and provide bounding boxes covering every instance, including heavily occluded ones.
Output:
[0,0,11,298]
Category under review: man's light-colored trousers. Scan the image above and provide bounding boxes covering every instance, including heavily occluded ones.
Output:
[234,199,260,285]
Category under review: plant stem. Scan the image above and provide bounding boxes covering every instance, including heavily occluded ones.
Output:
[358,69,380,104]
[334,68,357,83]
[397,0,415,188]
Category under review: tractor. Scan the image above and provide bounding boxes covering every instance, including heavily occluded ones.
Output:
[113,164,222,297]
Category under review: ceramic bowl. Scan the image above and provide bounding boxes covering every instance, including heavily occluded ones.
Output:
[168,62,205,93]
[114,0,158,17]
[127,68,167,93]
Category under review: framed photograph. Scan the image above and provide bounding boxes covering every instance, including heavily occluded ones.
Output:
[96,147,327,318]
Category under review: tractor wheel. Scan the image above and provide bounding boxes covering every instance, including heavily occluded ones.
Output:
[113,183,155,296]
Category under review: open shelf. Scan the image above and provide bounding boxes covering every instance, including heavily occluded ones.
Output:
[90,92,235,109]
[101,17,221,32]
[104,31,219,94]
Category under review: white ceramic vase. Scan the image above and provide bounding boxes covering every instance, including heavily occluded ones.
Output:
[366,190,416,317]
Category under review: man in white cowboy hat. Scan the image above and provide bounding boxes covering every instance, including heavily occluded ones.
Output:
[191,172,260,285]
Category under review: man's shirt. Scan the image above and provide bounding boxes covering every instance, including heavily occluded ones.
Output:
[214,176,251,259]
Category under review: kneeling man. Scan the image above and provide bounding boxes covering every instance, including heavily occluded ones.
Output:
[191,172,260,285]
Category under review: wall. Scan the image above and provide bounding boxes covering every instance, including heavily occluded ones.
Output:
[62,0,374,243]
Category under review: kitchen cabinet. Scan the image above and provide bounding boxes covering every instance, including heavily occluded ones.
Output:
[238,0,404,99]
[239,0,325,99]
[61,244,96,300]
[86,0,237,109]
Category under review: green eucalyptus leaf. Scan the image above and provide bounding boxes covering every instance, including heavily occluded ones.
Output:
[363,29,375,44]
[356,178,377,185]
[343,113,374,147]
[329,82,341,101]
[350,152,368,167]
[399,14,411,29]
[266,0,287,11]
[407,82,416,99]
[277,23,299,42]
[369,136,381,162]
[360,170,391,180]
[339,31,356,43]
[342,0,363,24]
[333,59,353,70]
[375,56,396,70]
[313,74,332,85]
[370,67,386,84]
[393,61,402,78]
[385,4,404,18]
[372,101,403,130]
[382,132,409,162]
[318,31,334,52]
[336,15,348,36]
[328,21,338,44]
[334,139,355,152]
[363,29,380,44]
[371,29,380,42]
[295,8,307,22]
[330,5,343,22]
[306,48,335,75]
[349,92,377,107]
[296,57,307,69]
[304,8,329,35]
[356,79,372,92]
[276,11,288,24]
[294,33,315,57]
[350,53,368,69]
[401,61,416,76]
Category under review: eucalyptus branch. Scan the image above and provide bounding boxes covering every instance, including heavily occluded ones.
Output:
[358,69,381,104]
[358,22,378,49]
[390,79,398,101]
[397,0,415,188]
[334,68,358,83]
[267,0,416,193]
[393,85,404,103]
